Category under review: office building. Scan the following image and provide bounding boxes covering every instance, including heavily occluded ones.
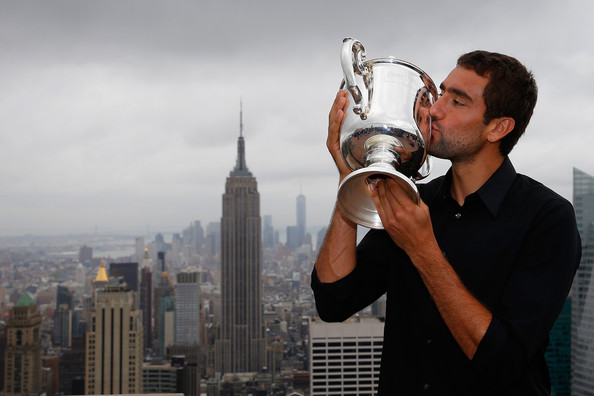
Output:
[52,304,72,347]
[42,354,59,395]
[153,252,175,356]
[142,360,180,394]
[297,193,306,247]
[168,271,202,396]
[109,262,139,293]
[4,293,42,396]
[263,215,274,249]
[546,297,572,395]
[56,285,73,309]
[140,248,153,351]
[215,106,265,374]
[309,317,384,395]
[85,272,143,395]
[167,347,200,396]
[175,271,201,346]
[286,225,300,251]
[571,168,594,394]
[79,244,93,263]
[135,236,145,265]
[58,334,85,395]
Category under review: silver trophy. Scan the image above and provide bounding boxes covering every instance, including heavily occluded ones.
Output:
[337,37,438,229]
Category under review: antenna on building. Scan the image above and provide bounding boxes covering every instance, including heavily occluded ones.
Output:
[240,98,243,138]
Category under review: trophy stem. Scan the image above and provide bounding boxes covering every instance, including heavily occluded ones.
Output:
[337,166,418,229]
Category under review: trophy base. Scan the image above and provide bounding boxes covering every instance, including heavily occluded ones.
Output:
[337,166,419,230]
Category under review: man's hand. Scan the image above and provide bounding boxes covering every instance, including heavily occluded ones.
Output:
[368,177,436,257]
[327,90,352,182]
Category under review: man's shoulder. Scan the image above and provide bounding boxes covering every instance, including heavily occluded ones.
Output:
[511,173,572,208]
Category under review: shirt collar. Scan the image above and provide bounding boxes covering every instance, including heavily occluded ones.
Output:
[432,156,517,216]
[477,156,517,216]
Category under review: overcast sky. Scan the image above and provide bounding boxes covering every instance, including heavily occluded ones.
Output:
[1,0,593,237]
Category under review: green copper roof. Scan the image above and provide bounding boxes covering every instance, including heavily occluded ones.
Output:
[15,292,35,307]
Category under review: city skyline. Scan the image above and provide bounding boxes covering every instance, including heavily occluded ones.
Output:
[1,1,593,236]
[0,166,591,394]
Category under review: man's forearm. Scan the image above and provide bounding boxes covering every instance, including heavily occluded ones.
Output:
[315,204,358,283]
[409,242,493,360]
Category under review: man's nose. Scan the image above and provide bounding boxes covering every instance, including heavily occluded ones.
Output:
[429,98,442,119]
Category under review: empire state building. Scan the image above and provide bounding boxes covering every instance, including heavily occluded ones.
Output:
[215,106,265,373]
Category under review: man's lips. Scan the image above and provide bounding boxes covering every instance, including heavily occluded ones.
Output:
[430,121,440,135]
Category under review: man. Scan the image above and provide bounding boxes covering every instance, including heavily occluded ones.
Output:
[311,51,581,394]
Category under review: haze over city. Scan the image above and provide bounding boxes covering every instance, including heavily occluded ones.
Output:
[1,0,592,236]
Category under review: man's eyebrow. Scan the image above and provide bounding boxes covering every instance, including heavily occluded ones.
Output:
[439,83,474,103]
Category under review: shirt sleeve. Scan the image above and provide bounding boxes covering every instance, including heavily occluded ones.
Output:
[311,229,395,322]
[471,197,581,390]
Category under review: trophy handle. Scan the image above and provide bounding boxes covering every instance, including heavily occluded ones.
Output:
[341,37,371,119]
[415,155,432,180]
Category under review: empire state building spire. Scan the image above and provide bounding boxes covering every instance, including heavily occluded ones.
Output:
[230,100,252,177]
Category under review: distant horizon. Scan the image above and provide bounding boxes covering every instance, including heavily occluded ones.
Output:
[0,222,330,247]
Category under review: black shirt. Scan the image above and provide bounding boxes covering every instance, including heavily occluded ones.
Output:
[311,157,581,395]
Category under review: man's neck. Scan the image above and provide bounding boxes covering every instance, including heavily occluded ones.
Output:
[449,155,505,206]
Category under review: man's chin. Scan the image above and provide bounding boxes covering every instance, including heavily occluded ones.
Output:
[427,147,446,159]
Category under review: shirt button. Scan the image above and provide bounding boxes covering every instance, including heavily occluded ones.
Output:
[454,212,462,219]
[423,383,431,391]
[426,338,432,345]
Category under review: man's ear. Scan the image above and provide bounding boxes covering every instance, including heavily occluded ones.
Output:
[487,117,515,143]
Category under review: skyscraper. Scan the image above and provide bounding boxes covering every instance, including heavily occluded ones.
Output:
[263,215,274,249]
[297,193,306,247]
[3,293,42,396]
[140,248,153,351]
[135,236,145,264]
[153,252,175,357]
[175,271,201,346]
[309,317,384,395]
[52,304,72,347]
[56,285,73,309]
[109,262,139,294]
[171,271,201,396]
[85,278,143,395]
[216,105,265,374]
[571,168,594,394]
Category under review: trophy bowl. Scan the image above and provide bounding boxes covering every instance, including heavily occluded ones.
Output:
[338,38,437,229]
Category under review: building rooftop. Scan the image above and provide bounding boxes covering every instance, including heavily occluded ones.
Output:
[15,292,35,307]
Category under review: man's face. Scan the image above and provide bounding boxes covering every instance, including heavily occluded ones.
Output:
[428,66,491,162]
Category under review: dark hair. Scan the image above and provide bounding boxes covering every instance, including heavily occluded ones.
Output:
[457,51,538,155]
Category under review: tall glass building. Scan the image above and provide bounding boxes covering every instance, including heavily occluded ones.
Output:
[297,193,306,247]
[546,298,572,395]
[175,271,201,345]
[571,168,594,394]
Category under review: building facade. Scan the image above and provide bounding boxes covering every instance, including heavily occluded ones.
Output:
[140,248,153,351]
[571,167,594,394]
[85,281,143,394]
[309,317,384,395]
[215,107,265,374]
[109,262,139,294]
[175,271,201,346]
[297,193,306,247]
[142,361,180,394]
[3,293,42,396]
